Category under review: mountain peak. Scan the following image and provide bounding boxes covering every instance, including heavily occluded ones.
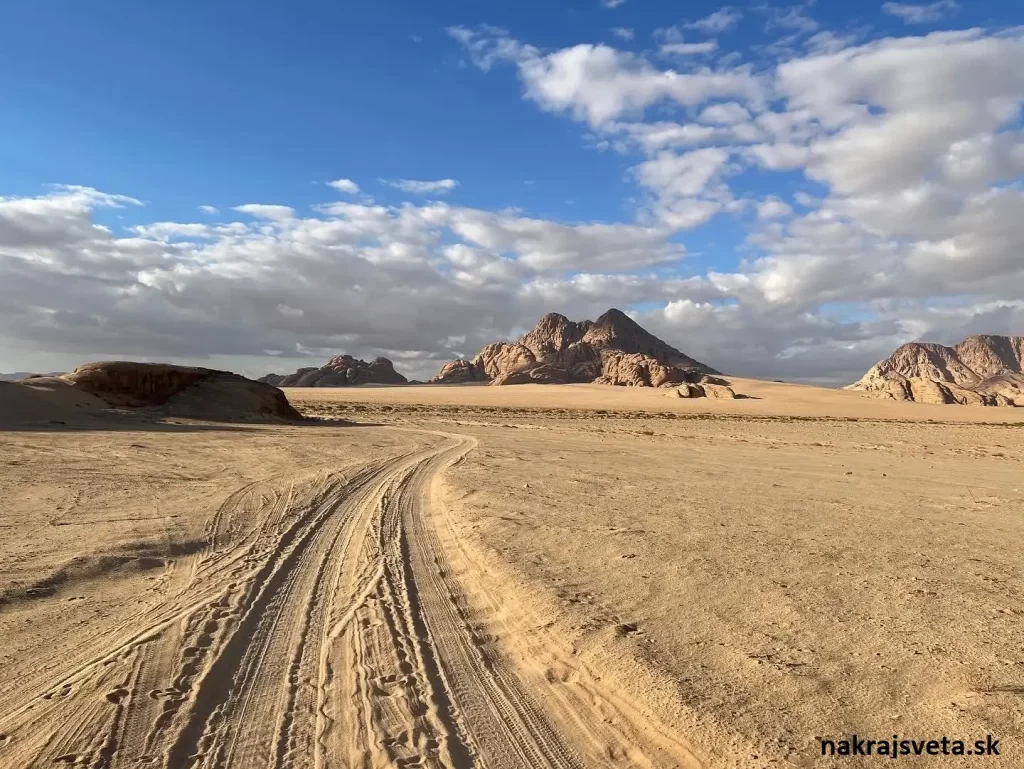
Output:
[432,309,718,385]
[593,308,634,328]
[849,334,1024,406]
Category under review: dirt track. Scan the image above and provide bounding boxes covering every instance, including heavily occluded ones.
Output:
[0,429,696,769]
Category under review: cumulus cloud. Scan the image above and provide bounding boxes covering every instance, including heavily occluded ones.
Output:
[197,205,219,215]
[698,102,751,125]
[327,178,360,194]
[881,1,959,24]
[233,204,297,221]
[601,0,626,8]
[382,178,460,195]
[757,196,793,219]
[0,186,694,378]
[449,26,764,129]
[610,27,635,41]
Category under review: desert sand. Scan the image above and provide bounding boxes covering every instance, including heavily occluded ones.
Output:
[1,378,1022,768]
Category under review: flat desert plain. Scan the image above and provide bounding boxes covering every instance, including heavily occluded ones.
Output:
[1,380,1023,768]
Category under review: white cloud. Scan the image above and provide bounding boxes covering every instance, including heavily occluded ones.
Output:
[449,27,764,129]
[197,205,219,215]
[382,178,460,195]
[757,196,794,219]
[132,222,213,241]
[685,8,743,34]
[233,204,297,221]
[610,27,635,41]
[447,25,532,72]
[759,3,819,34]
[634,148,736,229]
[517,44,763,127]
[746,142,812,170]
[698,102,751,125]
[327,178,360,194]
[660,41,719,56]
[0,185,697,378]
[601,0,627,7]
[881,1,959,24]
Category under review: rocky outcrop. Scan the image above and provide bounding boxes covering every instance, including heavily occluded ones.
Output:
[432,309,718,387]
[848,335,1024,406]
[260,355,407,387]
[666,381,738,399]
[61,362,301,421]
[491,364,571,386]
[431,359,484,384]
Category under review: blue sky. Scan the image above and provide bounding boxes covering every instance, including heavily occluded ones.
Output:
[1,0,1023,382]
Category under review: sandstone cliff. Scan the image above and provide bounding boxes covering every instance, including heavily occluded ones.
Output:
[260,355,407,387]
[848,335,1024,406]
[432,309,719,387]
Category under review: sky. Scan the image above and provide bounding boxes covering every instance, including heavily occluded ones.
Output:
[1,0,1023,384]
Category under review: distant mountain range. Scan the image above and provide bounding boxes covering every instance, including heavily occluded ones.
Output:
[259,355,408,387]
[257,309,719,390]
[848,335,1024,406]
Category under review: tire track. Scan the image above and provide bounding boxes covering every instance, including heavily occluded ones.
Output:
[0,431,698,769]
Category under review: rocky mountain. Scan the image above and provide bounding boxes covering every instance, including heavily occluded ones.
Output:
[848,335,1024,406]
[259,355,407,387]
[58,362,301,421]
[432,309,719,388]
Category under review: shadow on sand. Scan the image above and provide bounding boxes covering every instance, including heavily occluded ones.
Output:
[0,415,387,434]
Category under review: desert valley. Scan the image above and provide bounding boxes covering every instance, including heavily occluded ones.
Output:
[1,311,1023,769]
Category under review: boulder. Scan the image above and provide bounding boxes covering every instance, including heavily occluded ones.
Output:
[666,382,738,399]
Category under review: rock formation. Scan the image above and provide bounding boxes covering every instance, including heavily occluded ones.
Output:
[259,355,407,387]
[431,360,482,384]
[60,362,301,420]
[431,309,719,387]
[848,335,1024,406]
[665,378,738,399]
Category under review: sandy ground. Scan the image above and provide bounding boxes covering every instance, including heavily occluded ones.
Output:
[1,379,1022,767]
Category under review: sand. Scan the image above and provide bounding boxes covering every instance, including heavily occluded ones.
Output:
[1,378,1022,767]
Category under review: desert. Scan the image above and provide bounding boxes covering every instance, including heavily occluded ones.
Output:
[6,2,1024,766]
[1,341,1023,768]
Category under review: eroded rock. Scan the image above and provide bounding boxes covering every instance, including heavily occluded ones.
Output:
[432,309,719,388]
[848,335,1024,407]
[62,362,301,421]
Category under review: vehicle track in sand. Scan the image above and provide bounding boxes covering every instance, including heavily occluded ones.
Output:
[0,431,700,769]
